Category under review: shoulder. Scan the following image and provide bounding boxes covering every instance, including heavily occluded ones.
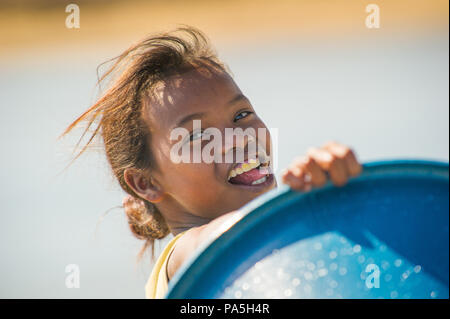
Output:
[166,227,202,280]
[166,210,241,280]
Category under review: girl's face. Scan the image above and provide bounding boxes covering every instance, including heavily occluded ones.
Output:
[144,68,276,220]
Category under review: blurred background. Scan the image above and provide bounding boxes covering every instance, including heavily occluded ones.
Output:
[0,0,448,298]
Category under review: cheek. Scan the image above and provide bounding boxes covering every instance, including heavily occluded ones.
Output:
[164,163,229,215]
[162,162,221,196]
[154,140,222,194]
[253,120,272,154]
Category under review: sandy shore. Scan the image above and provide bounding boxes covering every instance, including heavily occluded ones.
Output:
[0,0,448,60]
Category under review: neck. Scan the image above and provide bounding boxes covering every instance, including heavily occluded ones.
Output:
[155,196,213,236]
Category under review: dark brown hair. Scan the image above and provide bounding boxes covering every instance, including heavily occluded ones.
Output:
[62,26,227,257]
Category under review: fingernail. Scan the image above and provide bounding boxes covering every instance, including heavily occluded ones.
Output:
[304,173,312,183]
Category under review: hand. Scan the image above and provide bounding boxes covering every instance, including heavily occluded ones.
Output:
[281,141,362,191]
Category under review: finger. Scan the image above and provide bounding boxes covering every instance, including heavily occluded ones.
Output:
[306,147,349,186]
[290,163,313,190]
[281,167,312,191]
[322,141,362,177]
[291,157,319,186]
[281,168,305,190]
[303,157,327,187]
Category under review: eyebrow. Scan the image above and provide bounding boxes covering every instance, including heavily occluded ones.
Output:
[227,93,248,106]
[176,112,206,128]
[174,94,249,128]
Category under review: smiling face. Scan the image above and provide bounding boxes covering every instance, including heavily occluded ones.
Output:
[144,67,277,220]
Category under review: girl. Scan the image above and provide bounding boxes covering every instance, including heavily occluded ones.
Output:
[63,27,362,298]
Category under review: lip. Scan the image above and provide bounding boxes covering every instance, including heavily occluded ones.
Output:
[227,172,275,193]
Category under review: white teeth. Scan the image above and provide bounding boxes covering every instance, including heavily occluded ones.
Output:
[228,158,261,180]
[251,176,267,185]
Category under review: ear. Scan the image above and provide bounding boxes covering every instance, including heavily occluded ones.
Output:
[123,168,164,203]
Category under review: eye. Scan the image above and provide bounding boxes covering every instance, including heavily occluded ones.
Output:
[189,130,203,142]
[234,110,253,122]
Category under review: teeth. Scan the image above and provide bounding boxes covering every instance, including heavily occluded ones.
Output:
[251,176,267,185]
[228,158,261,180]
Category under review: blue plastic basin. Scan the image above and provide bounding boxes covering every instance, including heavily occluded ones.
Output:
[166,160,449,299]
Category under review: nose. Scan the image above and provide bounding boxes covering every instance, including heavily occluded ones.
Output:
[222,129,257,163]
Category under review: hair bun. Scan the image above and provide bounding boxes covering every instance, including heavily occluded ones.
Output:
[124,196,169,240]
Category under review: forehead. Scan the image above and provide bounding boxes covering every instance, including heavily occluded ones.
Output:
[143,68,241,131]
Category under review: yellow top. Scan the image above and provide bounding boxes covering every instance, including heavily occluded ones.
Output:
[145,232,185,299]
